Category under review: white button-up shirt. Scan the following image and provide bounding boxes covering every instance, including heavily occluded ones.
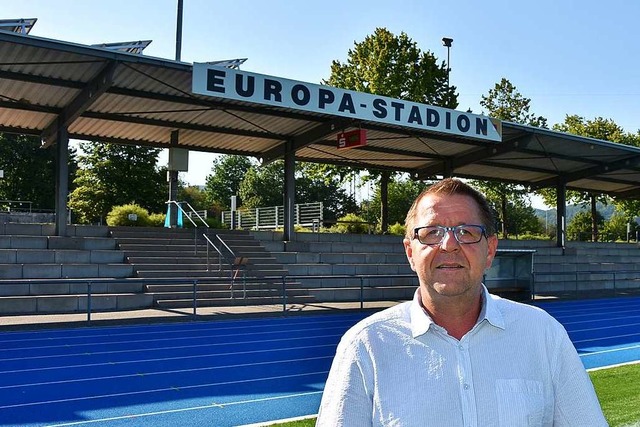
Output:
[316,287,607,426]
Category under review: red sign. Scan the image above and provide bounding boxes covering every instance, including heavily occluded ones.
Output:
[337,129,367,149]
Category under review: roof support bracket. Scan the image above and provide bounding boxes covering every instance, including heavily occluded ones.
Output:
[261,117,354,164]
[41,60,118,147]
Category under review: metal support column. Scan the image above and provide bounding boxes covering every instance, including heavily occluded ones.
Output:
[556,180,567,249]
[54,127,69,236]
[283,140,295,242]
[380,171,390,233]
[167,130,180,227]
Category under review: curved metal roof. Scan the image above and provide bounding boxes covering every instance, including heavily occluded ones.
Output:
[2,30,640,198]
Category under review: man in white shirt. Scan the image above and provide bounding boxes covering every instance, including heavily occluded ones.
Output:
[316,178,607,426]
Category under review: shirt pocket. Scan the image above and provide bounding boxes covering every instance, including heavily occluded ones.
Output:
[495,379,545,426]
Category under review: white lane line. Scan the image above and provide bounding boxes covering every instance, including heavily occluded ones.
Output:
[0,316,361,346]
[43,390,323,426]
[0,332,343,363]
[579,343,640,357]
[237,413,318,427]
[587,360,640,372]
[0,343,335,375]
[0,370,328,410]
[0,355,332,391]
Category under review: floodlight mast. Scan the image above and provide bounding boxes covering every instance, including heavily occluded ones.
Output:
[442,37,453,87]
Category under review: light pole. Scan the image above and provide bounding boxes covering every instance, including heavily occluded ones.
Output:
[442,37,453,87]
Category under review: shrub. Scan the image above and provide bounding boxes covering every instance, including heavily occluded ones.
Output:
[329,213,371,234]
[147,213,166,227]
[106,204,150,226]
[388,222,406,236]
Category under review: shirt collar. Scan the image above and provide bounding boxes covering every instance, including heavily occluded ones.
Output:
[409,285,506,338]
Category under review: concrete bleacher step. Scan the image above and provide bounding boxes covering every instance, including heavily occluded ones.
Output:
[0,263,134,279]
[155,294,316,309]
[148,280,313,309]
[0,293,153,315]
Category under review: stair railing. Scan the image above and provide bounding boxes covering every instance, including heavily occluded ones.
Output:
[202,233,226,272]
[166,200,209,254]
[215,234,248,299]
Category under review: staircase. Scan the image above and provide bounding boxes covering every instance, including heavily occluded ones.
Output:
[252,231,418,302]
[0,223,143,315]
[109,226,312,308]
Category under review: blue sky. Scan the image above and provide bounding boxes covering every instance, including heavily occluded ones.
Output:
[3,0,640,200]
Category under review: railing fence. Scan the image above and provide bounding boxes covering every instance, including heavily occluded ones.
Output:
[221,202,322,230]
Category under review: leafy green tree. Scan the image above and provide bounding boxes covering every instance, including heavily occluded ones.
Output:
[480,78,547,127]
[611,131,640,220]
[204,155,254,209]
[238,160,358,221]
[296,168,358,220]
[325,27,457,108]
[567,210,605,242]
[504,202,544,237]
[0,133,77,210]
[471,180,531,239]
[324,27,456,231]
[540,116,628,241]
[68,142,165,224]
[365,177,428,227]
[178,185,206,210]
[476,78,547,238]
[239,161,284,209]
[602,211,634,242]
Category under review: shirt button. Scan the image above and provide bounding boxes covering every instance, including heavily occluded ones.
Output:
[458,345,464,351]
[463,383,470,390]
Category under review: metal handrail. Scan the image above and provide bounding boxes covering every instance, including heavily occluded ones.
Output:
[166,200,209,254]
[202,233,227,272]
[6,270,639,324]
[214,234,249,298]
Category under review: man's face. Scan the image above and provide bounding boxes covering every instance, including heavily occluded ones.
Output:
[403,193,498,301]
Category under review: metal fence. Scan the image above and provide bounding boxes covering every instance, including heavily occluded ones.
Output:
[221,202,322,230]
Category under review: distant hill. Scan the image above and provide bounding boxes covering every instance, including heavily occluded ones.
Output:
[535,203,616,226]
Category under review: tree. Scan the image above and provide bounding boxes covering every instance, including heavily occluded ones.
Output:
[567,210,605,242]
[239,161,284,209]
[325,28,457,108]
[204,155,254,209]
[365,176,428,227]
[68,142,165,224]
[324,27,456,232]
[0,133,77,210]
[602,211,634,242]
[471,180,529,239]
[296,163,358,220]
[476,78,547,238]
[238,160,358,221]
[178,185,208,211]
[504,202,545,237]
[480,78,547,127]
[542,116,628,241]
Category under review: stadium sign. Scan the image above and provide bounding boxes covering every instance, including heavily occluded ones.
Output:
[192,63,502,142]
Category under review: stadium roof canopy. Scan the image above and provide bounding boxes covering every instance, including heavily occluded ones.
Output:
[2,29,640,239]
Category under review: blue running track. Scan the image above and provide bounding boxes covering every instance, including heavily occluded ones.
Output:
[0,296,638,426]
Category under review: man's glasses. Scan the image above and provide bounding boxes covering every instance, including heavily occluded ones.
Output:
[413,225,487,246]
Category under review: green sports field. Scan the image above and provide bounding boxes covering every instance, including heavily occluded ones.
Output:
[270,362,640,427]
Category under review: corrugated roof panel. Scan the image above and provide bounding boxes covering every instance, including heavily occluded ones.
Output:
[456,163,552,183]
[3,31,640,198]
[0,107,54,131]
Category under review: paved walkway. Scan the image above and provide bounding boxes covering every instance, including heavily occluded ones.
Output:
[0,301,403,331]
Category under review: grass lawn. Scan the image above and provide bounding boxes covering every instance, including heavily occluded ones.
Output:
[590,363,640,427]
[269,363,640,427]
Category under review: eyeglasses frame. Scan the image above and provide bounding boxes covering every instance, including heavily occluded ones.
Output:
[412,224,488,246]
